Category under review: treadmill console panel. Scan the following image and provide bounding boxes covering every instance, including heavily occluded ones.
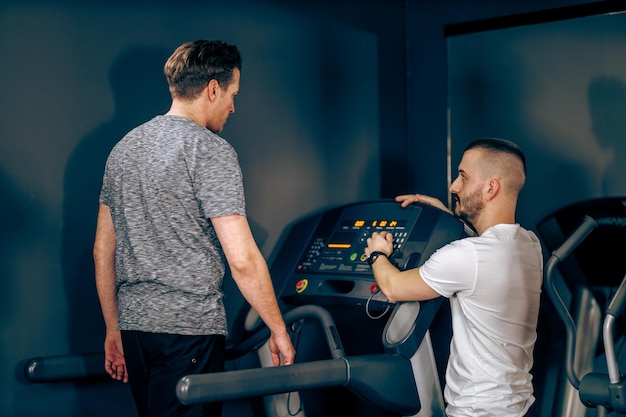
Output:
[297,204,419,275]
[275,201,464,310]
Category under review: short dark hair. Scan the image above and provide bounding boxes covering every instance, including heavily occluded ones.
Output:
[164,40,242,100]
[465,138,527,175]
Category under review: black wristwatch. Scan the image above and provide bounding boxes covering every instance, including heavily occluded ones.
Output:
[367,251,388,266]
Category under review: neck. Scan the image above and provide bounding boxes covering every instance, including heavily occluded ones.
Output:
[166,99,206,127]
[473,204,517,235]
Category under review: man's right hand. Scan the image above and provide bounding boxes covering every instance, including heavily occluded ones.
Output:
[268,330,296,366]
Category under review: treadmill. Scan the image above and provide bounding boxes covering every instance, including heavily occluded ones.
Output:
[23,200,466,417]
[179,200,466,417]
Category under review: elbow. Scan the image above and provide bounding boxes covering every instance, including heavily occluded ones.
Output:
[228,252,265,279]
[386,294,401,304]
[92,243,103,265]
[381,286,402,304]
[93,240,115,271]
[376,279,401,303]
[93,242,109,265]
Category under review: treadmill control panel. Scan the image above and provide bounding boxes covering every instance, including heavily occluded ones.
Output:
[296,207,418,274]
[271,201,465,311]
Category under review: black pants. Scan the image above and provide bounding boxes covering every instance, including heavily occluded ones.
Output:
[121,331,226,417]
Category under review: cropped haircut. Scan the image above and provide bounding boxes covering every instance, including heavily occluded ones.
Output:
[466,138,527,194]
[164,40,242,100]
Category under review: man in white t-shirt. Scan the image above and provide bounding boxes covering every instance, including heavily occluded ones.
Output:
[365,138,543,417]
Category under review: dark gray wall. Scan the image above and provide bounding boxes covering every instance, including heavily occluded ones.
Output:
[0,1,402,416]
[405,0,602,205]
[2,0,624,416]
[447,7,626,231]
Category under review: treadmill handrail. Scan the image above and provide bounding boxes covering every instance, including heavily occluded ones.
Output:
[176,353,421,415]
[226,304,345,360]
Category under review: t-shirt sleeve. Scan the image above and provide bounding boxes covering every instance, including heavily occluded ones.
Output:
[419,239,477,298]
[99,156,113,207]
[191,140,246,219]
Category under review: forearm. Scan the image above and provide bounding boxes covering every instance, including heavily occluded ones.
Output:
[366,231,440,302]
[229,249,295,365]
[230,256,287,335]
[213,215,288,334]
[95,262,119,332]
[370,256,405,303]
[93,204,119,332]
[372,258,439,302]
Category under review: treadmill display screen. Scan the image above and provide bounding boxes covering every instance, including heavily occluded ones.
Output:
[296,206,419,275]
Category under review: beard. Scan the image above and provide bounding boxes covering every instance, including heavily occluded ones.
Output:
[452,188,483,229]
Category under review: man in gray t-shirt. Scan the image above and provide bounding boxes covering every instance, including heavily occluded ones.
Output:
[94,40,295,417]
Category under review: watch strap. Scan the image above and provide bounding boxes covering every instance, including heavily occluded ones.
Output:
[367,251,388,266]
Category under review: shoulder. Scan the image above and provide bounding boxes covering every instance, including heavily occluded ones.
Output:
[423,237,478,268]
[440,235,481,252]
[109,116,162,153]
[482,224,540,244]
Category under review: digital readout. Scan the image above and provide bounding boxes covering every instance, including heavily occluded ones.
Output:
[341,219,407,229]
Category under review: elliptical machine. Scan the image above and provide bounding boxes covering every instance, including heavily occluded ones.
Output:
[544,214,626,416]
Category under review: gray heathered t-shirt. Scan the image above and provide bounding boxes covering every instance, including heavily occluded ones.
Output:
[99,115,246,336]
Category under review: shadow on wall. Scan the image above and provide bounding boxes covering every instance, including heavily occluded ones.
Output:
[0,169,30,308]
[588,76,626,196]
[0,168,34,385]
[60,45,171,415]
[448,37,593,230]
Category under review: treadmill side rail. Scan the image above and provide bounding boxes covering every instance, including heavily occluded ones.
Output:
[176,354,420,416]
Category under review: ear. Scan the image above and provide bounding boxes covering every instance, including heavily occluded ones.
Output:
[483,178,500,201]
[206,79,220,102]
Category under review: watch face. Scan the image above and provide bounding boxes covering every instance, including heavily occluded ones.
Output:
[367,251,382,266]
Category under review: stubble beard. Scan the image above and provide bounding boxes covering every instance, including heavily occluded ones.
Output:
[453,188,483,229]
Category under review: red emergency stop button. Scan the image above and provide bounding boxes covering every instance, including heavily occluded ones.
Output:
[370,283,378,293]
[296,279,309,293]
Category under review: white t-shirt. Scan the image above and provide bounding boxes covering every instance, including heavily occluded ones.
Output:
[420,224,543,417]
